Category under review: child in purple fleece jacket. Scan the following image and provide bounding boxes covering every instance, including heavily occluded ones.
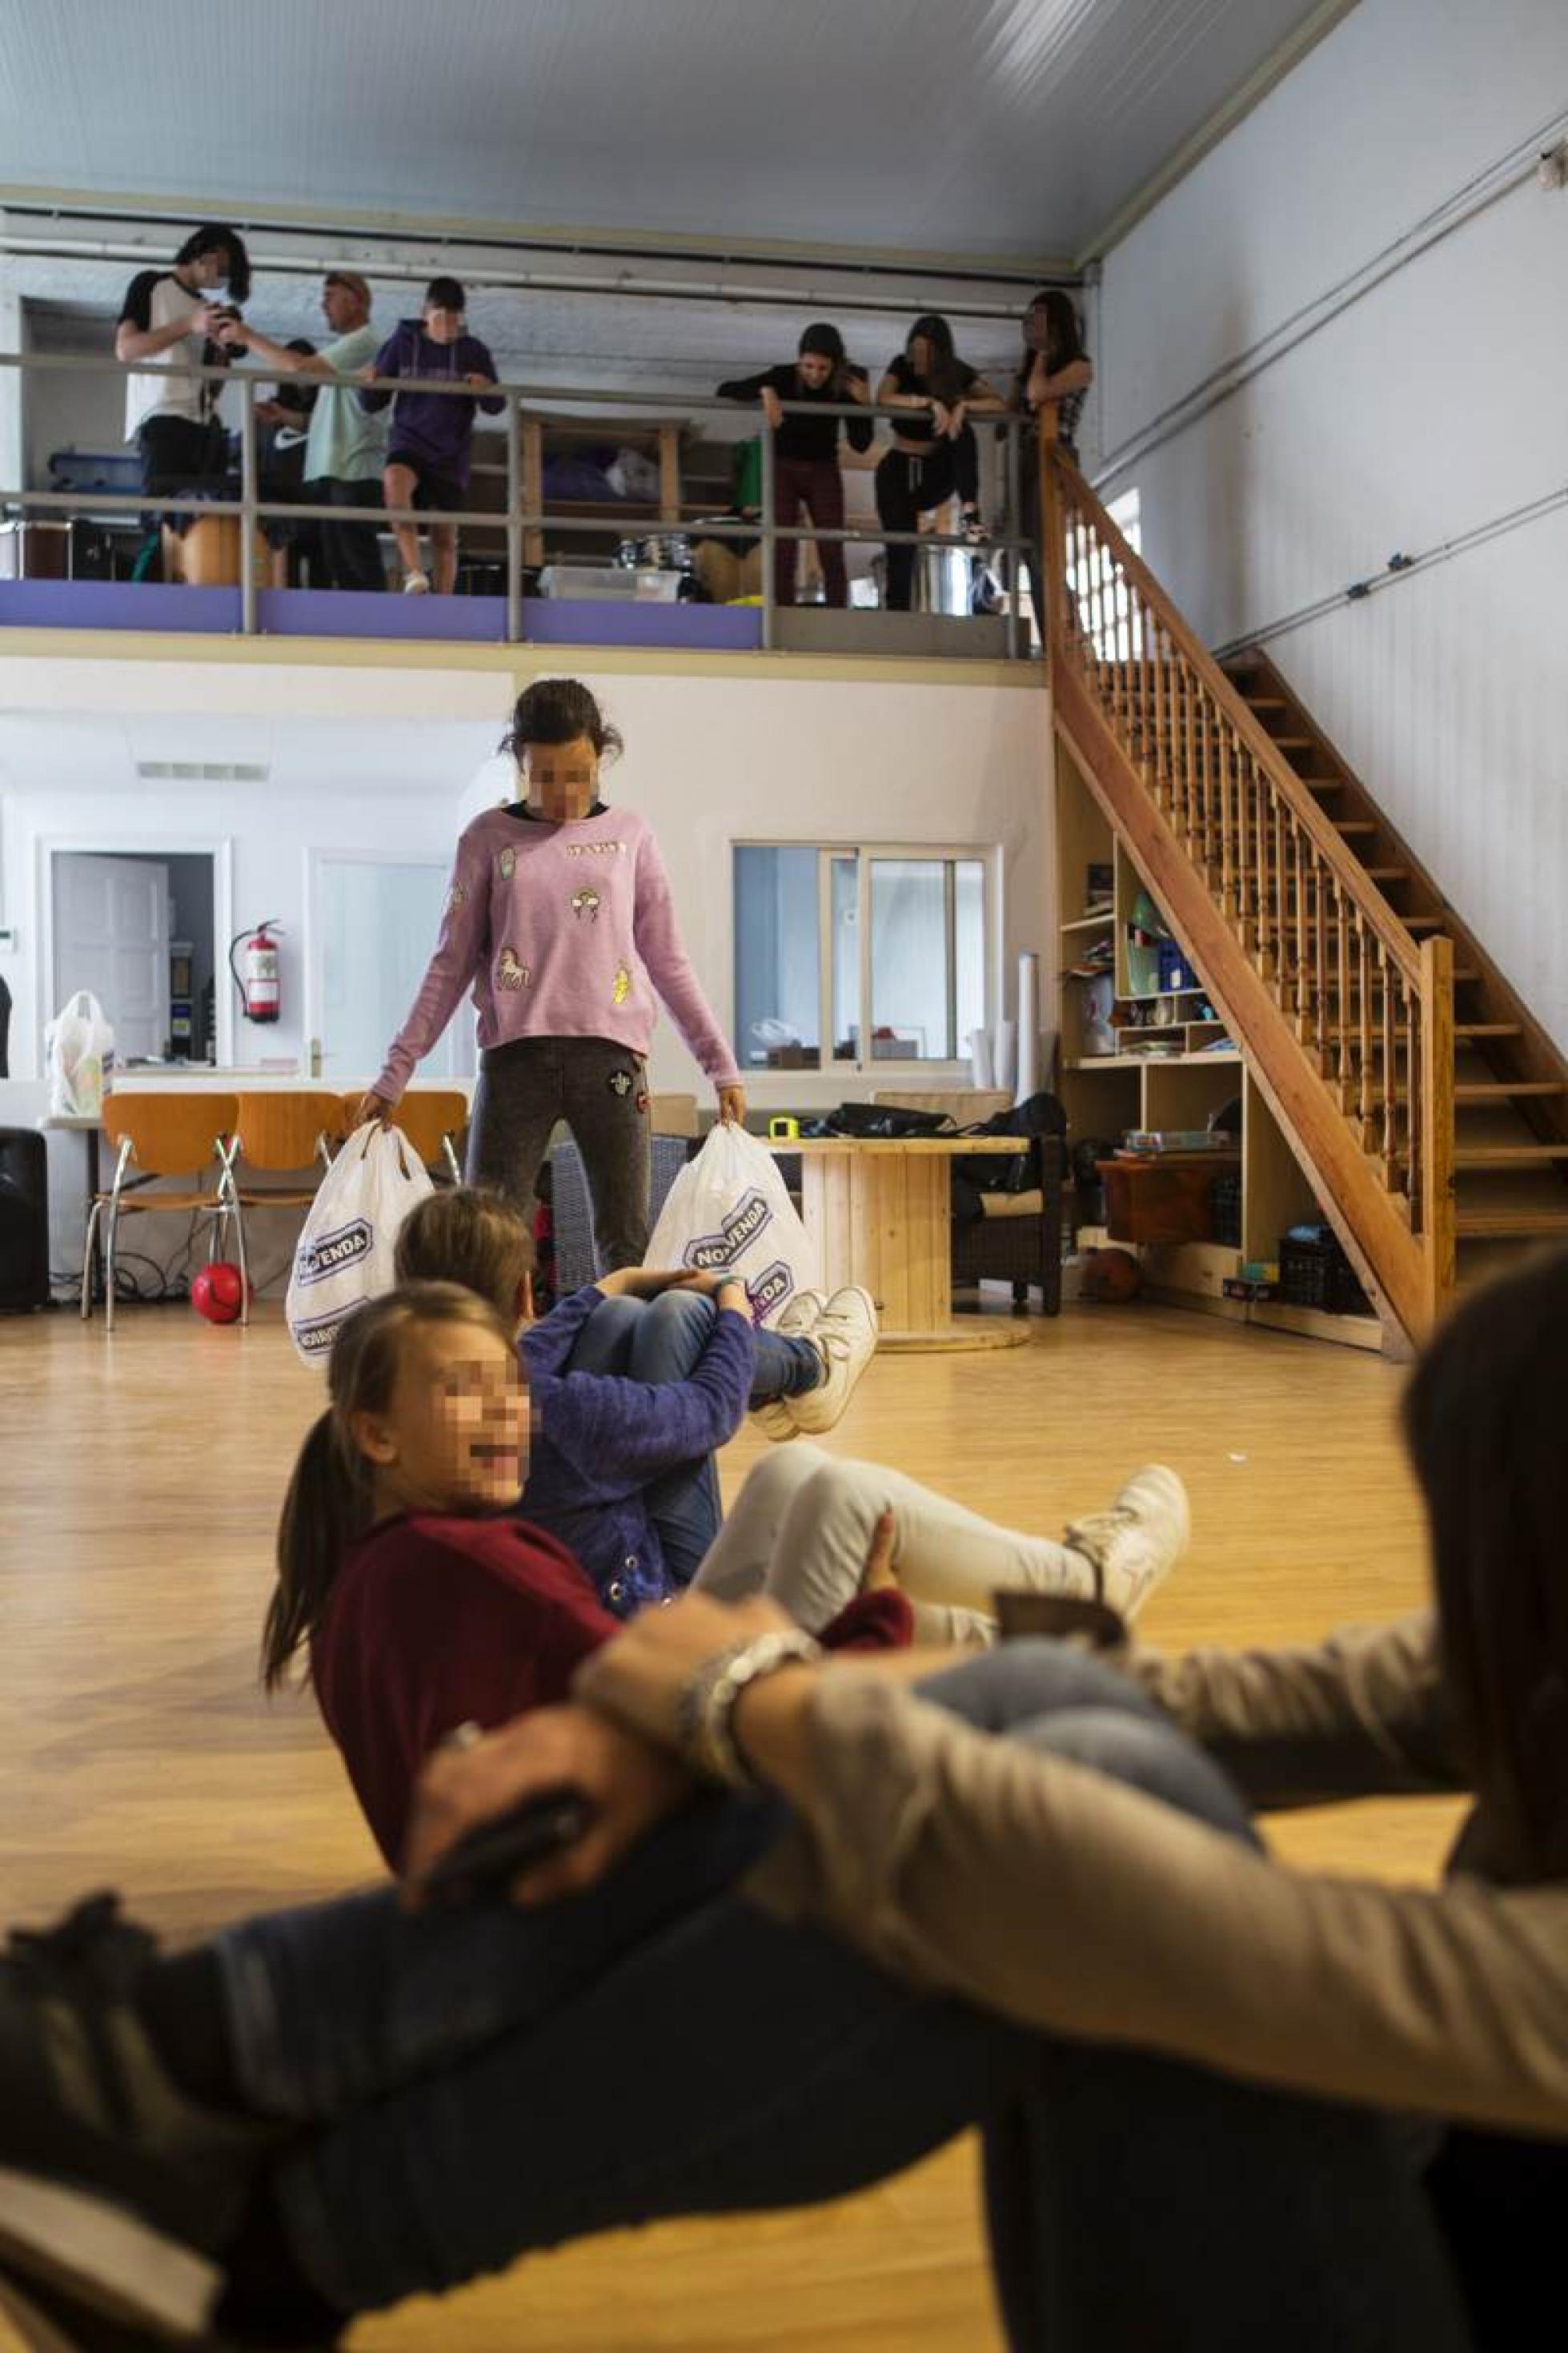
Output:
[359,273,503,594]
[395,1188,879,1619]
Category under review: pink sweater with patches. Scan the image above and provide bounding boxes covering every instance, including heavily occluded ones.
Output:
[375,804,740,1101]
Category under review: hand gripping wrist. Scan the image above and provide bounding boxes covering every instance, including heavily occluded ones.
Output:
[676,1628,823,1789]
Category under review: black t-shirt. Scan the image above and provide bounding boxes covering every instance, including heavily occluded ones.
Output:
[505,801,609,821]
[884,351,980,446]
[716,363,872,464]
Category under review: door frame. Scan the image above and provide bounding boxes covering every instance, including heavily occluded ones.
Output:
[38,834,235,1070]
[303,844,469,1086]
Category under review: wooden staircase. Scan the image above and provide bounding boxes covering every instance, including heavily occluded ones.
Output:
[1040,428,1568,1348]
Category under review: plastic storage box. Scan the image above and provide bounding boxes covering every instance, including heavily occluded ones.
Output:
[536,565,683,601]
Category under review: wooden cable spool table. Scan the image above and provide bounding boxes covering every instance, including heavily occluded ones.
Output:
[768,1135,1034,1353]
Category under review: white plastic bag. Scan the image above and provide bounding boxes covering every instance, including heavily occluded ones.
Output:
[44,990,114,1118]
[644,1124,820,1327]
[286,1124,434,1367]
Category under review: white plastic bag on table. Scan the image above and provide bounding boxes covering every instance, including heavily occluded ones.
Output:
[44,990,114,1117]
[644,1123,820,1327]
[286,1123,434,1367]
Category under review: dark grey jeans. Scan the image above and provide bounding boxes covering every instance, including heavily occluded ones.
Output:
[217,1646,1470,2347]
[468,1033,652,1271]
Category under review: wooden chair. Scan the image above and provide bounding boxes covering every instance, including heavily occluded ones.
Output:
[83,1092,240,1332]
[342,1090,469,1183]
[227,1092,347,1327]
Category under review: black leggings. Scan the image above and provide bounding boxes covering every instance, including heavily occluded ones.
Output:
[875,431,979,611]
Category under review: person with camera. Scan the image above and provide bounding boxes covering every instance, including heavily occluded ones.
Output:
[717,323,873,608]
[114,224,252,515]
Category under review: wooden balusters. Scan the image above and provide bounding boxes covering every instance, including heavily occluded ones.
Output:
[1042,444,1454,1327]
[1379,944,1400,1188]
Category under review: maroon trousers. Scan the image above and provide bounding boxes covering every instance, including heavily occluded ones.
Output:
[773,456,848,607]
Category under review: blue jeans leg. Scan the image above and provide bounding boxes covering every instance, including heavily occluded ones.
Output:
[231,1644,1467,2343]
[750,1327,823,1405]
[625,1292,725,1583]
[559,1292,729,1582]
[215,1789,781,2124]
[559,1292,642,1376]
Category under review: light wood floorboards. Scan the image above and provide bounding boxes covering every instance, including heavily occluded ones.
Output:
[0,1300,1462,2350]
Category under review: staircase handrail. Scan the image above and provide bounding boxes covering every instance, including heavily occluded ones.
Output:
[1045,436,1421,987]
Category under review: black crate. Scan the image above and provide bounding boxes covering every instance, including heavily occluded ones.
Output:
[1279,1227,1372,1317]
[1211,1173,1241,1247]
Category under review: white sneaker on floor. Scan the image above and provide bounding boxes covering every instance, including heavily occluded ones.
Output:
[785,1285,878,1435]
[1061,1464,1189,1622]
[403,570,431,595]
[748,1289,826,1442]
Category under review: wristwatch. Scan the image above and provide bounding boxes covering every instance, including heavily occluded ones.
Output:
[677,1628,823,1789]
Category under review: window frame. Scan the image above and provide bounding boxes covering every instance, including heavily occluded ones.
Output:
[732,838,1000,1080]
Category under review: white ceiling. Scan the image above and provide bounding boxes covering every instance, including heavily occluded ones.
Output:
[1,0,1341,263]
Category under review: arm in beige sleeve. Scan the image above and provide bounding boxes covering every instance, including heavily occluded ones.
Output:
[1121,1612,1467,1808]
[747,1672,1568,2138]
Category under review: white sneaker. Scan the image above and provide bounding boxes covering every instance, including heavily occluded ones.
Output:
[1061,1464,1189,1621]
[786,1285,878,1435]
[748,1289,826,1441]
[403,570,431,595]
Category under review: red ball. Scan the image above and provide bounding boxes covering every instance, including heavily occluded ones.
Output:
[191,1262,248,1324]
[1081,1247,1142,1303]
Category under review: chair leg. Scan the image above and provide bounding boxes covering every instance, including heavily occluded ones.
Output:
[104,1199,122,1334]
[80,1201,101,1322]
[443,1137,462,1186]
[232,1198,252,1327]
[1013,1280,1029,1314]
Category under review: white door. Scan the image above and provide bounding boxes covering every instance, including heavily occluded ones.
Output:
[311,856,467,1082]
[52,854,170,1064]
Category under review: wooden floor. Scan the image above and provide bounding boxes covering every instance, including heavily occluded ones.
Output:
[0,1298,1463,2351]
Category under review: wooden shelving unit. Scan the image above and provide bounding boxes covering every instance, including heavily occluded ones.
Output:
[1054,745,1383,1349]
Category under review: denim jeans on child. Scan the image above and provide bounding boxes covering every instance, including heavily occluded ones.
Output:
[215,1644,1470,2348]
[564,1290,820,1582]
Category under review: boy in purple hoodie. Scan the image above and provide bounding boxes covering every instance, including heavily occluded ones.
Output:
[360,274,503,593]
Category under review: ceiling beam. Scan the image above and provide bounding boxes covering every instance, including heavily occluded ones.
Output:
[0,183,1076,290]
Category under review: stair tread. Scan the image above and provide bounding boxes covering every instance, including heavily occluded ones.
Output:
[1454,1143,1568,1164]
[1458,1209,1568,1237]
[1454,1081,1566,1098]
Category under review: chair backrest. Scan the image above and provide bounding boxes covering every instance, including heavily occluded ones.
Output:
[102,1091,239,1179]
[353,1090,469,1170]
[234,1090,346,1172]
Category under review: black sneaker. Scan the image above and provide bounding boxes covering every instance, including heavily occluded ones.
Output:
[0,2259,335,2351]
[0,1896,275,2342]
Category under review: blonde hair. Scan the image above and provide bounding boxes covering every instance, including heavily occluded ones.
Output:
[394,1186,534,1319]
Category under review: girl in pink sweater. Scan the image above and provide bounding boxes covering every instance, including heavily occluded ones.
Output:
[360,680,744,1268]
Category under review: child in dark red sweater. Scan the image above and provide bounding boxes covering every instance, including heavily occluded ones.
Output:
[264,1282,909,1867]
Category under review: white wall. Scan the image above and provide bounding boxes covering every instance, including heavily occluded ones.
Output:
[1095,0,1568,1047]
[0,655,1050,1111]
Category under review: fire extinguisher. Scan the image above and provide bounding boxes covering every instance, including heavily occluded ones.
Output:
[230,920,283,1024]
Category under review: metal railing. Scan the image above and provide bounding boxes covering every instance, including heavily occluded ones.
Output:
[0,348,1040,657]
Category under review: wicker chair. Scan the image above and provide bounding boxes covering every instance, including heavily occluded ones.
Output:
[548,1133,698,1293]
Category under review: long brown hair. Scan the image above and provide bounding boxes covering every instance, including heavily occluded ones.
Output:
[263,1282,515,1691]
[1402,1246,1568,1876]
[1023,289,1084,375]
[394,1186,533,1319]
